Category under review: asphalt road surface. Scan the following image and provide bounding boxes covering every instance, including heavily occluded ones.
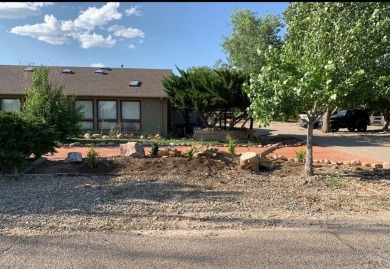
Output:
[1,227,389,268]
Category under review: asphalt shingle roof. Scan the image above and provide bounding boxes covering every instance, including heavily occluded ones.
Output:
[0,65,172,98]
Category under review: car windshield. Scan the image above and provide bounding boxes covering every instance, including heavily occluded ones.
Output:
[337,110,347,117]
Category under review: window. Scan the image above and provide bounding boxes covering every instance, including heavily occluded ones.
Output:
[122,101,140,120]
[129,80,142,87]
[62,69,74,74]
[95,69,107,75]
[98,100,117,130]
[121,101,141,131]
[75,100,93,130]
[1,99,21,112]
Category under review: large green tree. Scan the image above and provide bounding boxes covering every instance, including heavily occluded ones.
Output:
[22,66,84,141]
[163,66,250,129]
[221,9,284,74]
[247,2,390,175]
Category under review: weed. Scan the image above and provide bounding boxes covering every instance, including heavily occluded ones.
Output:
[326,177,342,188]
[295,146,306,163]
[226,134,236,157]
[186,145,197,159]
[150,142,159,156]
[86,146,99,168]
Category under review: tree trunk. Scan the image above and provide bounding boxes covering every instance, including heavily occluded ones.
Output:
[382,108,389,132]
[321,104,331,133]
[304,117,316,176]
[198,114,211,128]
[221,110,226,130]
[383,120,389,132]
[259,142,283,158]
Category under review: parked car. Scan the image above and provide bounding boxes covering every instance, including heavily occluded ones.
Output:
[330,109,370,132]
[299,120,322,129]
[298,112,322,129]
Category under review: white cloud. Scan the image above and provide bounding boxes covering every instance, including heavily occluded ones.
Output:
[10,14,68,45]
[125,5,142,16]
[138,39,144,44]
[0,2,53,19]
[91,63,104,68]
[61,2,122,32]
[128,44,135,49]
[107,25,144,39]
[78,33,116,49]
[7,2,146,49]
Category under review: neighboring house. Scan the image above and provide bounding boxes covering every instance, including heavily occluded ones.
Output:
[0,65,173,135]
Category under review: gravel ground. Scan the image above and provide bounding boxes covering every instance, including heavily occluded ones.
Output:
[2,122,389,236]
[1,156,390,236]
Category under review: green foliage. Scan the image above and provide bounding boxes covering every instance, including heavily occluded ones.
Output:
[22,66,84,141]
[149,142,159,157]
[247,2,390,175]
[326,177,342,188]
[0,111,57,173]
[295,147,306,164]
[163,132,175,140]
[221,9,284,74]
[163,66,250,128]
[226,135,236,157]
[186,145,197,159]
[86,146,99,169]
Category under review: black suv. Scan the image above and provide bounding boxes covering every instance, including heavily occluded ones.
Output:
[330,109,371,132]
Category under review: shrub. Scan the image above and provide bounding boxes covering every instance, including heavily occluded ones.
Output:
[22,66,84,141]
[295,146,306,163]
[326,177,342,188]
[0,111,58,173]
[86,146,99,168]
[186,145,197,159]
[226,134,236,157]
[150,142,159,156]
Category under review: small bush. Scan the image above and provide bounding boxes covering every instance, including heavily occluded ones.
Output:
[226,135,236,157]
[295,146,306,163]
[150,142,159,156]
[22,66,84,140]
[186,145,197,159]
[0,111,58,173]
[326,177,342,188]
[86,146,99,168]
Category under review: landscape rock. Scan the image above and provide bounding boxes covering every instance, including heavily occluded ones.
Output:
[63,152,83,164]
[120,142,145,158]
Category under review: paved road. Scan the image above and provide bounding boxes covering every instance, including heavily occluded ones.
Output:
[256,122,390,164]
[1,227,389,268]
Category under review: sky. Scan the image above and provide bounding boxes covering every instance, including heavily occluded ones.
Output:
[0,2,289,73]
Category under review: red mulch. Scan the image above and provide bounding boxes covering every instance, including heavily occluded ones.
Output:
[43,144,382,165]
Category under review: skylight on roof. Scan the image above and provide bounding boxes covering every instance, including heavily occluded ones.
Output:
[62,69,74,74]
[95,69,107,75]
[24,67,34,72]
[99,67,112,71]
[129,80,142,87]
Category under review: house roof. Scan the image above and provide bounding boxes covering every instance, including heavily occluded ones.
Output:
[0,65,172,98]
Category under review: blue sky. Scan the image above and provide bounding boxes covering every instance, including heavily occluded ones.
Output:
[0,2,289,73]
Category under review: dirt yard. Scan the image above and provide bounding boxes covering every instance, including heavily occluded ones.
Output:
[1,150,390,236]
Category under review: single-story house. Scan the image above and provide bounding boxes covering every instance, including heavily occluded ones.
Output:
[0,65,176,135]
